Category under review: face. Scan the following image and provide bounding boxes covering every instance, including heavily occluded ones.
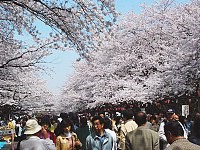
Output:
[119,118,123,123]
[42,124,49,130]
[151,119,155,124]
[166,113,175,121]
[93,119,104,135]
[64,125,71,133]
[99,114,104,118]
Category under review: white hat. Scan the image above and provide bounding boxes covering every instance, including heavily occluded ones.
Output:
[24,119,41,135]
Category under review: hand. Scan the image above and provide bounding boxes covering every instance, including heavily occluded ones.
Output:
[75,140,82,146]
[41,127,48,139]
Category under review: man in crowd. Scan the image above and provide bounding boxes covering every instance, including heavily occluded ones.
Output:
[86,116,113,150]
[159,108,175,150]
[120,109,138,150]
[125,111,159,150]
[164,121,200,150]
[158,109,187,150]
[20,118,55,150]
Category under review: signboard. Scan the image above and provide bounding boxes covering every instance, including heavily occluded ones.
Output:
[182,105,189,117]
[0,128,13,141]
[0,129,12,136]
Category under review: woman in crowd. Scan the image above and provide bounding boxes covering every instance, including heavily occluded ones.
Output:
[56,118,82,150]
[39,117,56,144]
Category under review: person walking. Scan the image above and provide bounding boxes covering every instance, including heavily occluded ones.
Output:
[86,116,113,150]
[39,117,56,144]
[158,109,187,150]
[125,111,159,150]
[20,118,56,150]
[56,118,82,150]
[120,109,138,150]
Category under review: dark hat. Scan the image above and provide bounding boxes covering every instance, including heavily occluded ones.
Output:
[167,109,175,114]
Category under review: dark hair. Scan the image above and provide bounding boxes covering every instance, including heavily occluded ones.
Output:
[104,117,112,129]
[135,111,147,126]
[99,112,105,117]
[123,109,134,120]
[55,118,74,136]
[60,119,73,129]
[115,116,122,125]
[80,116,88,127]
[92,116,104,125]
[40,117,51,127]
[150,116,156,121]
[164,121,184,137]
[60,113,69,119]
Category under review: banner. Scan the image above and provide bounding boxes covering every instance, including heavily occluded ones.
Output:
[0,128,13,141]
[182,105,189,117]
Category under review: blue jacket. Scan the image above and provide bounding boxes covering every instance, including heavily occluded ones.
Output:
[86,130,113,150]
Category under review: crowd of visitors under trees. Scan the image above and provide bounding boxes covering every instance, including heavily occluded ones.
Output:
[0,102,200,150]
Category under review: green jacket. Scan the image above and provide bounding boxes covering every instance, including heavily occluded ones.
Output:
[125,126,159,150]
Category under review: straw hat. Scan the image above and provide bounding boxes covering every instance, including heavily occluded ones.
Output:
[24,119,41,135]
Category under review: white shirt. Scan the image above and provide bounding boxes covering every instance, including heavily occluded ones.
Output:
[16,124,22,137]
[105,129,117,150]
[20,136,55,150]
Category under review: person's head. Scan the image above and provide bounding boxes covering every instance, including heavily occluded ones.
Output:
[166,109,175,121]
[40,117,51,130]
[92,116,104,135]
[60,113,68,120]
[134,111,147,126]
[60,118,73,134]
[115,116,123,125]
[164,121,184,144]
[150,115,157,125]
[147,114,152,121]
[80,116,88,127]
[17,118,22,124]
[104,117,112,130]
[24,119,42,136]
[99,112,105,118]
[123,109,134,120]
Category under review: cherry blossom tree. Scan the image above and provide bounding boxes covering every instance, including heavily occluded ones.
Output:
[61,0,200,111]
[0,66,53,111]
[0,0,117,109]
[0,30,51,107]
[0,0,117,55]
[18,73,55,113]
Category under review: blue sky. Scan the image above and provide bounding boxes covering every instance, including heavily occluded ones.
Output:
[42,0,190,94]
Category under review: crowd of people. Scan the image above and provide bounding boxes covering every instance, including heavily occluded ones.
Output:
[0,108,200,150]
